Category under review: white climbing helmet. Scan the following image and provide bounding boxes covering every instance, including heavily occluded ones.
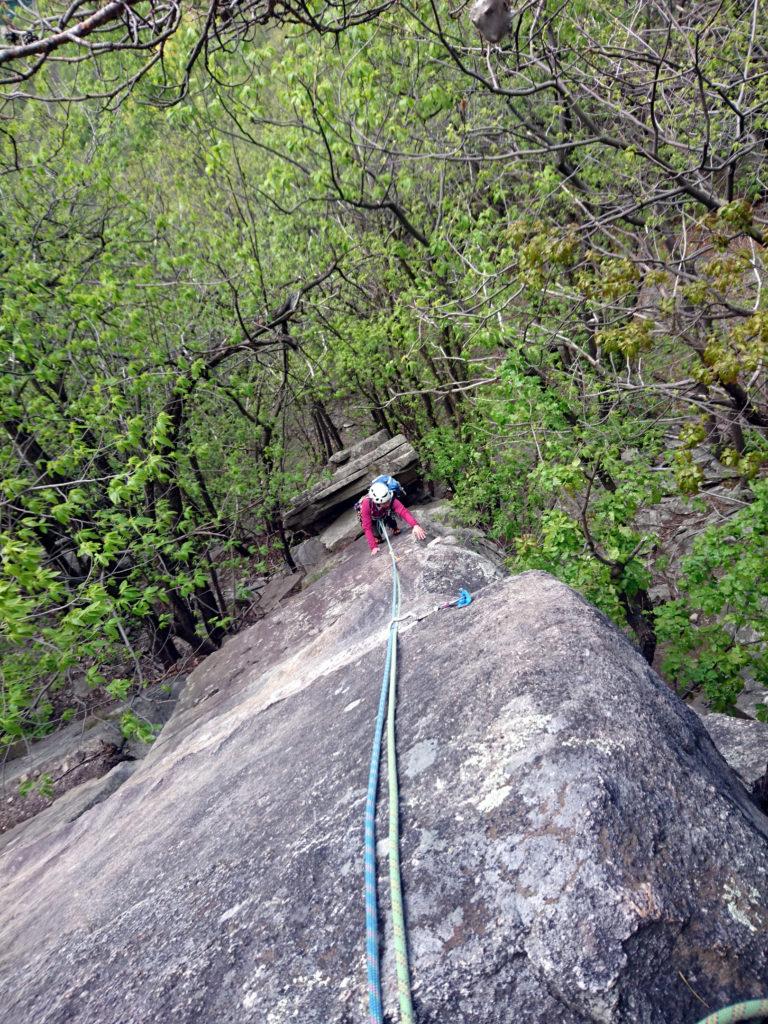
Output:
[368,481,392,507]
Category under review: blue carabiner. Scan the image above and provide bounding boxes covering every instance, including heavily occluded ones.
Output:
[456,588,472,608]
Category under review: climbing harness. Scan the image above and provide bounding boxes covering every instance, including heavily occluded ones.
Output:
[693,1001,768,1024]
[364,524,414,1024]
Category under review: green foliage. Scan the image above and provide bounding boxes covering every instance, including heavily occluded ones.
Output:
[2,0,768,745]
[120,710,160,745]
[18,773,54,800]
[656,482,768,713]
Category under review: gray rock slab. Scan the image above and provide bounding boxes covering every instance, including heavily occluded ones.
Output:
[417,499,508,571]
[0,761,136,858]
[0,559,767,1024]
[701,713,768,785]
[319,506,363,552]
[289,536,327,571]
[284,432,418,532]
[256,570,304,616]
[1,718,123,785]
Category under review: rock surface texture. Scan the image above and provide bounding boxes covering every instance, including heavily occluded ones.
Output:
[0,672,188,837]
[0,540,767,1024]
[700,714,768,787]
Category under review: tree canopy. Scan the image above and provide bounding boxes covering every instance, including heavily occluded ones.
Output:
[2,0,767,749]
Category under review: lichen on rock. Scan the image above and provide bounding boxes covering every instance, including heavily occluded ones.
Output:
[0,539,766,1024]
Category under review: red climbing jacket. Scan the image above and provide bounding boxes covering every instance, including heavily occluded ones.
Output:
[359,496,419,552]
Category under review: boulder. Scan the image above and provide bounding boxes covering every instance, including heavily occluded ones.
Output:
[701,713,768,787]
[319,505,363,552]
[288,537,327,571]
[0,546,767,1024]
[283,432,419,533]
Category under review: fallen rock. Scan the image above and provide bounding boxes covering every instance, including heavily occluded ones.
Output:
[319,505,363,552]
[289,536,327,571]
[0,551,766,1024]
[283,432,419,533]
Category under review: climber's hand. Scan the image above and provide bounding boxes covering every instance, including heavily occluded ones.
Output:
[370,546,380,556]
[413,526,426,542]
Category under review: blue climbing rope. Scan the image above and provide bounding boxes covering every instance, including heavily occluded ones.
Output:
[364,524,415,1024]
[364,526,473,1022]
[364,526,400,1023]
[361,524,765,1024]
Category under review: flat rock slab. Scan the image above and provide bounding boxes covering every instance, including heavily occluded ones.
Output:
[0,761,136,858]
[256,570,304,615]
[319,505,363,552]
[702,713,768,785]
[283,432,419,533]
[0,556,767,1024]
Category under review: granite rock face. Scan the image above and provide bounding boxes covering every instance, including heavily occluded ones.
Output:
[701,714,768,786]
[0,543,767,1024]
[701,713,768,812]
[416,499,508,571]
[283,431,419,533]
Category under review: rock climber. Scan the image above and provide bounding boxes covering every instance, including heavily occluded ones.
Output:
[359,479,426,556]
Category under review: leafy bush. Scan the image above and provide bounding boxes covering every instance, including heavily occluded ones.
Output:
[656,482,768,715]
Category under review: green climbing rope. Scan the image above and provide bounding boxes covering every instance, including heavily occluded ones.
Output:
[383,526,415,1024]
[367,527,768,1024]
[694,1001,768,1024]
[364,523,415,1024]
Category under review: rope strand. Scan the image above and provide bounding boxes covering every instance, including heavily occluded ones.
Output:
[364,524,415,1023]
